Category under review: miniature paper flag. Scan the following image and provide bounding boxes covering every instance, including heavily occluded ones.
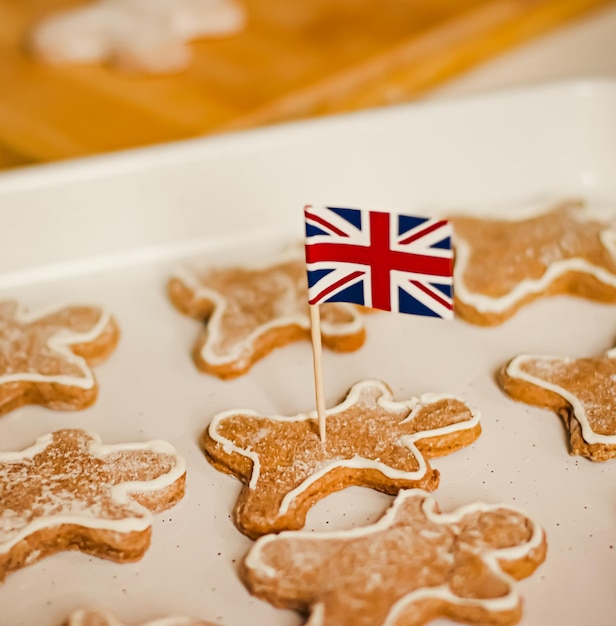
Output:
[304,205,454,319]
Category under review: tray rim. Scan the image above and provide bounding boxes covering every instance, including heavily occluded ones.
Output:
[0,77,614,195]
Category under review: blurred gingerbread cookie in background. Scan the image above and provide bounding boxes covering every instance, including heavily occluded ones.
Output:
[168,250,366,379]
[500,342,616,462]
[29,0,246,74]
[0,300,119,416]
[450,198,616,325]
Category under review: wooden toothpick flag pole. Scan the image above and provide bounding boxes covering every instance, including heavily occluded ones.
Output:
[309,304,327,443]
[303,204,454,445]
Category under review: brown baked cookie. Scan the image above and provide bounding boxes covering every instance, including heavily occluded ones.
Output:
[0,429,185,581]
[64,610,215,626]
[0,300,119,416]
[168,251,365,379]
[242,489,547,626]
[449,199,616,325]
[500,344,616,461]
[202,380,481,539]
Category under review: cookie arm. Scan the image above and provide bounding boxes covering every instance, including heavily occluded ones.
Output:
[242,533,340,612]
[499,356,571,413]
[37,305,119,364]
[401,397,481,459]
[97,442,187,513]
[167,275,218,319]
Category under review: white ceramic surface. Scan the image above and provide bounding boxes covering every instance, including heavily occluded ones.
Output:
[0,82,614,626]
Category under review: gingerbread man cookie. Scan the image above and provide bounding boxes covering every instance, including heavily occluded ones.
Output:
[500,343,616,461]
[242,490,547,626]
[30,0,245,74]
[0,301,119,417]
[0,429,185,581]
[202,380,480,538]
[168,251,366,379]
[65,610,215,626]
[450,199,616,325]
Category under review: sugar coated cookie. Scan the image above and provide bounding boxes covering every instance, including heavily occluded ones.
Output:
[500,344,616,461]
[202,380,480,538]
[0,301,119,416]
[30,0,245,74]
[0,429,185,581]
[450,199,616,325]
[64,610,216,626]
[168,250,366,379]
[242,489,547,626]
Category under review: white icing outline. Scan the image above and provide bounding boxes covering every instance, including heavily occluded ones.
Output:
[452,202,616,314]
[0,430,186,554]
[208,380,480,516]
[141,615,208,626]
[68,611,126,626]
[0,301,113,389]
[506,352,616,445]
[245,489,545,623]
[68,611,209,626]
[172,248,364,366]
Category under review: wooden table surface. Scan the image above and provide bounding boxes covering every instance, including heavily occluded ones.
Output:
[0,0,614,171]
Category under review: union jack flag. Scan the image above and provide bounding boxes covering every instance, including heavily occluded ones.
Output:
[304,205,454,319]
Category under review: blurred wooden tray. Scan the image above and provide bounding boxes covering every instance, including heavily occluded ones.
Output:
[0,0,613,170]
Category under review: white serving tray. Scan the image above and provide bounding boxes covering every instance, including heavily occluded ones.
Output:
[0,80,614,626]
